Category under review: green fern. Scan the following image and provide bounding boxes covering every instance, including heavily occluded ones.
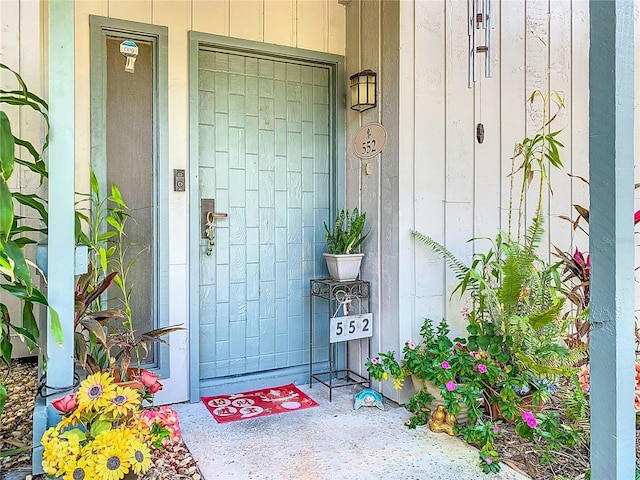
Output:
[411,230,470,283]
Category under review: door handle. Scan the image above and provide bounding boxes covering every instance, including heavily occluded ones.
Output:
[201,199,228,255]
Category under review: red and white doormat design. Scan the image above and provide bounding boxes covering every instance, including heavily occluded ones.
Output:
[201,383,319,424]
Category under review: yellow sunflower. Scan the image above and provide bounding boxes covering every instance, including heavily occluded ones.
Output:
[127,437,152,474]
[91,446,131,480]
[63,456,97,480]
[77,372,116,410]
[108,385,141,416]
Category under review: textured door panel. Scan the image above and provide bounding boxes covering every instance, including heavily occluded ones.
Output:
[198,50,331,380]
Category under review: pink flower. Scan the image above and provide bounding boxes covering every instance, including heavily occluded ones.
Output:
[478,363,487,374]
[441,361,450,369]
[522,411,537,428]
[408,342,416,350]
[133,369,163,395]
[446,381,456,391]
[52,393,77,413]
[370,357,378,365]
[148,380,164,394]
[493,424,499,434]
[578,364,590,392]
[141,407,182,444]
[135,369,160,388]
[635,392,640,412]
[486,458,493,465]
[460,306,470,319]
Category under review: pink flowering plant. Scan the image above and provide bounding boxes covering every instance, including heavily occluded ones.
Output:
[515,411,583,465]
[460,419,502,474]
[140,405,182,448]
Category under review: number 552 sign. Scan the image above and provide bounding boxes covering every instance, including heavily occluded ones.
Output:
[353,123,387,159]
[330,313,373,343]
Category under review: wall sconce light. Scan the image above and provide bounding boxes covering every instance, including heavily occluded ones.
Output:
[349,69,376,112]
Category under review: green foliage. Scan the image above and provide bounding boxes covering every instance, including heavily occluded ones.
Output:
[404,389,434,429]
[0,382,5,417]
[413,223,572,381]
[0,64,62,420]
[458,419,502,473]
[74,170,183,376]
[403,92,586,475]
[508,91,565,241]
[515,411,583,465]
[324,208,368,254]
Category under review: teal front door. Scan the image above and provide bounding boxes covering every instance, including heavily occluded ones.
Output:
[195,45,336,393]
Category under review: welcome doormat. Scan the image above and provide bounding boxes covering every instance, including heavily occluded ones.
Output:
[201,383,319,424]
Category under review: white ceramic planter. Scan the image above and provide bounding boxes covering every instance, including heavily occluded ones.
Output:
[323,253,364,281]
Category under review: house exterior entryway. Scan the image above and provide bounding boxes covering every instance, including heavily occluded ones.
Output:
[188,34,345,399]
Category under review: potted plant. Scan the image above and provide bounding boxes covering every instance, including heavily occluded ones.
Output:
[323,208,369,281]
[366,317,480,427]
[42,372,181,479]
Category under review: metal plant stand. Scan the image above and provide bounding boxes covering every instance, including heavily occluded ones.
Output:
[309,278,371,401]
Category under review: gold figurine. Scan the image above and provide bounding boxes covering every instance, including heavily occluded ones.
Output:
[428,404,457,436]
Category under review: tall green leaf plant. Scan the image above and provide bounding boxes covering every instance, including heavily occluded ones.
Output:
[0,64,63,418]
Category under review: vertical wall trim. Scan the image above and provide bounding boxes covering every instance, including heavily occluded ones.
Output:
[46,0,75,394]
[589,1,635,478]
[187,31,200,402]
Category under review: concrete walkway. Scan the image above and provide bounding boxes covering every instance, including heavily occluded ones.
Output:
[172,384,529,480]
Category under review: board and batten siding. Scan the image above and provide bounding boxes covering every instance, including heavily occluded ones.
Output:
[0,0,46,358]
[343,0,590,400]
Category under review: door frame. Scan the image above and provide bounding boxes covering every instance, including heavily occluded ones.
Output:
[188,32,345,401]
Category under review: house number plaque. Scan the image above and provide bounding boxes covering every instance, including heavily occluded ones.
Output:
[353,123,387,159]
[330,313,373,343]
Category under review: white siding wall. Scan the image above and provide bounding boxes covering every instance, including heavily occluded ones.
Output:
[0,1,45,358]
[409,0,590,336]
[344,0,590,400]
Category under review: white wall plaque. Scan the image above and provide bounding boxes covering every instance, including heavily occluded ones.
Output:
[330,313,373,343]
[353,123,387,159]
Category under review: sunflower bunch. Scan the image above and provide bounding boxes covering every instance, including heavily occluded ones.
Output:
[42,372,160,480]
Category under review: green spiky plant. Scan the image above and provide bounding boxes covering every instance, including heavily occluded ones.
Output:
[0,64,63,418]
[324,208,369,254]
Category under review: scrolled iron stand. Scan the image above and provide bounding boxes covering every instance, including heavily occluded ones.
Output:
[309,278,371,401]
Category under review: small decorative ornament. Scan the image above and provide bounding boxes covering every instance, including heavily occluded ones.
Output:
[428,404,457,436]
[353,388,385,411]
[120,40,139,73]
